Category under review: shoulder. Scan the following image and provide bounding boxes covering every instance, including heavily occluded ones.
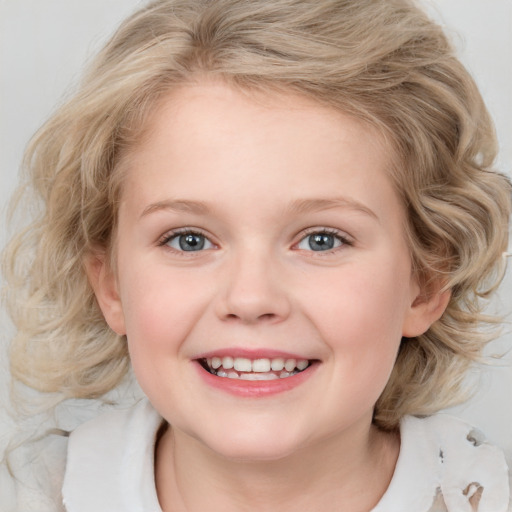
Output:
[374,414,510,512]
[1,430,68,512]
[506,450,512,512]
[411,414,508,507]
[63,398,163,512]
[66,397,159,452]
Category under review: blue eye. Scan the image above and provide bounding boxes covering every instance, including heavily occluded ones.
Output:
[164,232,214,252]
[297,231,345,251]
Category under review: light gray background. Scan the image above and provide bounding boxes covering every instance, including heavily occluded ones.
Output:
[1,0,511,457]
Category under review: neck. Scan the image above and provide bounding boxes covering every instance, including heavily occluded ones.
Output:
[155,419,399,512]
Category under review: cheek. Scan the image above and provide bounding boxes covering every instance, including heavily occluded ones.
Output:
[301,261,411,387]
[307,264,410,341]
[118,262,212,366]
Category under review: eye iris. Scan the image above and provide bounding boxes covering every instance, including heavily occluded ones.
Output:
[309,233,335,251]
[179,234,205,251]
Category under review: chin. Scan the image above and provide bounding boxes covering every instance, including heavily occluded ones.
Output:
[199,430,303,463]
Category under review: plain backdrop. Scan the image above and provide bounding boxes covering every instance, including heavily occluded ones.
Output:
[1,0,511,465]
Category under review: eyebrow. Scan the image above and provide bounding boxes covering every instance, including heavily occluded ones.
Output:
[289,197,378,221]
[141,199,211,218]
[140,197,378,221]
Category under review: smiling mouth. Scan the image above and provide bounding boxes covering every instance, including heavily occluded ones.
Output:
[199,356,313,380]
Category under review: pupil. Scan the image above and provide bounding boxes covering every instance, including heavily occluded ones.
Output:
[179,234,205,251]
[309,233,334,251]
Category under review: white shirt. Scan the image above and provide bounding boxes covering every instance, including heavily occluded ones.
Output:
[60,399,510,512]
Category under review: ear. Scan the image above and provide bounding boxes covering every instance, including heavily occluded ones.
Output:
[84,250,126,336]
[402,278,451,338]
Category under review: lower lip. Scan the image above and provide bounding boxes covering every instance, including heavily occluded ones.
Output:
[194,362,318,398]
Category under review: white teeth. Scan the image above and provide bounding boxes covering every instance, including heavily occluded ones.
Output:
[222,356,234,369]
[252,359,271,372]
[284,359,296,372]
[240,373,279,381]
[270,358,285,371]
[233,357,252,372]
[204,356,311,377]
[297,359,309,371]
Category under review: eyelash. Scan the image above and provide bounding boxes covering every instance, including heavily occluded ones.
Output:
[158,227,352,256]
[295,228,353,254]
[158,228,215,254]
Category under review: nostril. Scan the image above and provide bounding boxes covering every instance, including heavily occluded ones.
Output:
[223,312,277,323]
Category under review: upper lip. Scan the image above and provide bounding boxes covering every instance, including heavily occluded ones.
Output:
[194,348,316,360]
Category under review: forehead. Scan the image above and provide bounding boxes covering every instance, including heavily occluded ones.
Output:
[124,80,393,164]
[119,81,400,221]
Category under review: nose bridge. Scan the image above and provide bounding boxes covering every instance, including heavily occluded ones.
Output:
[217,243,290,323]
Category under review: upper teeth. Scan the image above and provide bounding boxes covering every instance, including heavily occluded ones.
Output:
[206,356,309,373]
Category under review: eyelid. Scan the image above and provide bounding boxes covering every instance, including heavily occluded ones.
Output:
[293,227,353,251]
[158,227,217,252]
[157,226,352,253]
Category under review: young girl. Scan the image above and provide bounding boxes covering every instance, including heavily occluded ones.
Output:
[2,0,511,510]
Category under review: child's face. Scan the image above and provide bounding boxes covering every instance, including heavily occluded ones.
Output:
[94,82,439,460]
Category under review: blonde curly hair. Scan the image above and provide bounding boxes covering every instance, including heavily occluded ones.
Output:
[3,0,510,429]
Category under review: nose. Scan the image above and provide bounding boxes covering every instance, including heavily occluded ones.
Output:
[215,249,291,324]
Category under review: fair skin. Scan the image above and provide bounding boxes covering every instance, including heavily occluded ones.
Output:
[88,81,449,511]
